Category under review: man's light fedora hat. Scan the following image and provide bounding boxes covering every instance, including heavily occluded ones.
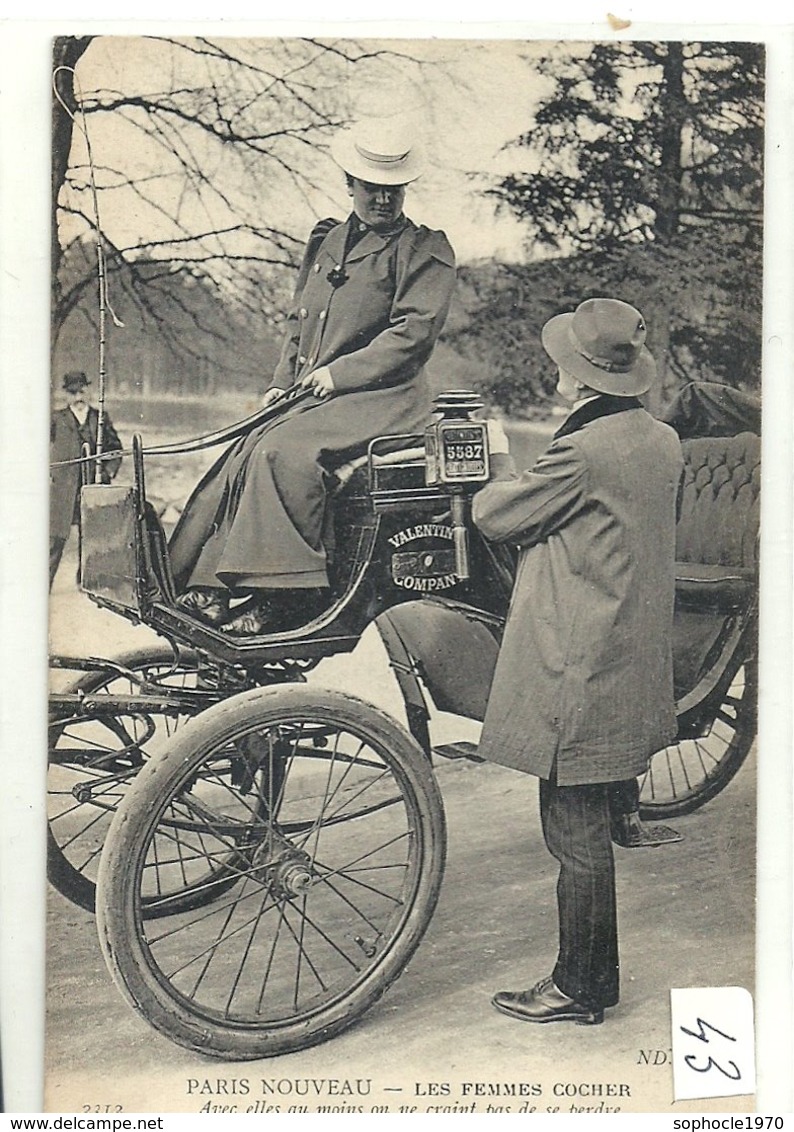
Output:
[331,117,424,185]
[541,297,657,397]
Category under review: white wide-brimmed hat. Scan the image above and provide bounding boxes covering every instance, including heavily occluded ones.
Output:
[541,297,657,396]
[330,117,424,185]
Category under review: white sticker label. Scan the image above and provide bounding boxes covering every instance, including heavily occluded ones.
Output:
[671,986,756,1101]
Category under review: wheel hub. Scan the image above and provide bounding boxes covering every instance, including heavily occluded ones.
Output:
[274,856,313,897]
[250,833,314,898]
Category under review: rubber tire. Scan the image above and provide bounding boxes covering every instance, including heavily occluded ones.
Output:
[639,662,757,820]
[96,684,447,1060]
[47,644,201,912]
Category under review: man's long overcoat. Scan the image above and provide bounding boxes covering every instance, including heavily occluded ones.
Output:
[169,214,455,590]
[50,406,122,542]
[472,401,683,786]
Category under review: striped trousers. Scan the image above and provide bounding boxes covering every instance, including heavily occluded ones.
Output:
[539,776,620,1010]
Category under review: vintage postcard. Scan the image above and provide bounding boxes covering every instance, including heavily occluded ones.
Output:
[1,15,791,1117]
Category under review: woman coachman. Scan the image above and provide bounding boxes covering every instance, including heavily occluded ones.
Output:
[170,117,456,635]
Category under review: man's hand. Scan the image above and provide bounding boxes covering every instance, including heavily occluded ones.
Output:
[261,386,286,409]
[485,419,510,456]
[300,366,335,399]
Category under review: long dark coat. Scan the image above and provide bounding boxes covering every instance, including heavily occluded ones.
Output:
[472,398,683,786]
[50,406,122,542]
[169,213,456,591]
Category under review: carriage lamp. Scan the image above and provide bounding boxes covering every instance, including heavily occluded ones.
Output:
[424,391,491,486]
[425,391,491,580]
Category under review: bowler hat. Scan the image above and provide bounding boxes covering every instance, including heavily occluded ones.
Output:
[541,298,656,396]
[62,370,90,393]
[331,117,424,186]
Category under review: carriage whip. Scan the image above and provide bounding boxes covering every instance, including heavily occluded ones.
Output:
[53,66,124,482]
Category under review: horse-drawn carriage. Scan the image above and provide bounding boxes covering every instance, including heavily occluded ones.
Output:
[48,382,760,1059]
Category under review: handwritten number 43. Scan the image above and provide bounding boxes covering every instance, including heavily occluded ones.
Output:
[680,1017,741,1081]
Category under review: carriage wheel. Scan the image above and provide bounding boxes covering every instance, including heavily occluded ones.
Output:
[96,685,446,1059]
[48,645,217,913]
[639,662,757,820]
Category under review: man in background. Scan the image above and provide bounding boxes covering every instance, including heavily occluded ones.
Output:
[50,371,122,588]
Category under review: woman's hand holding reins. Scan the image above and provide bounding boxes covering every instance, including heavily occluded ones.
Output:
[261,387,286,409]
[300,367,335,399]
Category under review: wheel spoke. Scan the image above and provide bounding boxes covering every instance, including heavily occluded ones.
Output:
[292,896,310,1010]
[158,881,284,980]
[316,871,392,937]
[183,876,258,999]
[224,885,281,1015]
[48,653,212,912]
[146,876,276,947]
[54,806,113,855]
[140,836,267,922]
[254,898,293,1013]
[49,785,127,822]
[295,765,394,850]
[310,829,412,894]
[640,663,756,819]
[56,727,131,753]
[281,896,363,974]
[302,728,343,868]
[97,689,446,1056]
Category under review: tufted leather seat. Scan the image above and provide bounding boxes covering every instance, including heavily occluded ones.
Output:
[675,432,761,609]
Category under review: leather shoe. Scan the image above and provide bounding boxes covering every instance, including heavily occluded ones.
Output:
[175,586,230,626]
[492,977,604,1025]
[221,599,281,636]
[222,589,330,637]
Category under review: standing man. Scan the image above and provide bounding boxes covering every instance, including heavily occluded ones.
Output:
[50,371,122,587]
[472,298,683,1026]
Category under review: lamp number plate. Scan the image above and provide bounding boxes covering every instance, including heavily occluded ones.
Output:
[440,424,489,481]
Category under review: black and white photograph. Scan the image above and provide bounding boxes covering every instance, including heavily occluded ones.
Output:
[1,15,791,1117]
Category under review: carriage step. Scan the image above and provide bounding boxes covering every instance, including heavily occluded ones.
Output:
[433,742,485,764]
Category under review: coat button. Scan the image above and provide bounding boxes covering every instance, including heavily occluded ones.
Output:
[308,355,316,365]
[299,355,307,365]
[319,310,326,321]
[313,263,321,273]
[299,307,308,318]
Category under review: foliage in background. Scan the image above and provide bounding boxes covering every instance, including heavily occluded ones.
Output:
[52,36,433,367]
[53,240,289,398]
[489,41,763,251]
[52,37,764,416]
[466,40,764,412]
[451,223,762,416]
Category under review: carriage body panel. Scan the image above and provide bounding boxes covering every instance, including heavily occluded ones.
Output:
[76,391,760,744]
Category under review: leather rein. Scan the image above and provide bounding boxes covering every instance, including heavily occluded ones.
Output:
[49,384,312,471]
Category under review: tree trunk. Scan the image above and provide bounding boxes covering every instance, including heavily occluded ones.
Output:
[646,299,671,416]
[655,42,686,243]
[51,36,93,338]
